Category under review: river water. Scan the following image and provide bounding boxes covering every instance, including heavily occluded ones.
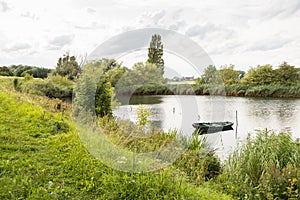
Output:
[113,95,300,160]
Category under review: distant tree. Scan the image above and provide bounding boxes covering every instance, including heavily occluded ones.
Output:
[120,62,165,85]
[115,62,165,95]
[274,62,300,85]
[73,60,115,119]
[0,65,51,78]
[0,66,13,76]
[73,62,102,119]
[219,65,240,85]
[147,34,164,74]
[21,67,52,79]
[242,64,275,85]
[11,65,33,77]
[201,65,223,85]
[101,58,122,73]
[105,67,127,87]
[54,53,80,80]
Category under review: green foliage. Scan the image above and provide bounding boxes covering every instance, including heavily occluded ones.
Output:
[132,62,165,84]
[53,53,80,80]
[218,130,300,199]
[174,135,221,185]
[20,75,74,99]
[95,76,113,117]
[97,116,179,156]
[0,66,13,76]
[116,62,165,95]
[74,60,118,119]
[136,104,151,127]
[147,34,164,74]
[241,62,300,86]
[21,67,51,79]
[10,65,34,76]
[242,64,275,85]
[224,84,249,96]
[24,73,34,81]
[73,61,102,119]
[274,61,300,85]
[0,65,52,78]
[100,58,122,73]
[219,65,240,85]
[201,65,223,85]
[105,67,126,87]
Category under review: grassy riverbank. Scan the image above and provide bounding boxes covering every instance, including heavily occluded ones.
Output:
[1,76,300,199]
[0,90,233,199]
[2,76,299,100]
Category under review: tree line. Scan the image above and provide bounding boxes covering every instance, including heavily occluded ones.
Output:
[198,62,300,86]
[2,34,300,102]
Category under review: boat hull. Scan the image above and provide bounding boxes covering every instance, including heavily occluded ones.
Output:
[192,122,234,134]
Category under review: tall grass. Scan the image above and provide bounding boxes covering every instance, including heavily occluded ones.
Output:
[174,135,221,185]
[117,82,300,98]
[218,130,300,199]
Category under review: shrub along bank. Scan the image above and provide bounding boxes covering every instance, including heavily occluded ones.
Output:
[119,83,300,98]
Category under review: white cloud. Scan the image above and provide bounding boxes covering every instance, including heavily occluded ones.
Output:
[247,38,291,52]
[86,7,96,14]
[4,43,32,52]
[185,24,221,38]
[48,35,74,50]
[0,0,299,71]
[21,11,39,20]
[261,0,300,19]
[74,22,106,30]
[168,21,186,31]
[0,1,10,12]
[137,10,166,26]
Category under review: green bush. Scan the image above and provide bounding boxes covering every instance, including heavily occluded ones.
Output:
[174,135,221,185]
[21,75,74,99]
[218,130,300,199]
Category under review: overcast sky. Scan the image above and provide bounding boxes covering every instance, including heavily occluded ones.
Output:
[1,0,300,73]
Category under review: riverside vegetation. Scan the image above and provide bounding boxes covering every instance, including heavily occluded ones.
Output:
[0,81,232,199]
[1,61,300,99]
[1,57,300,199]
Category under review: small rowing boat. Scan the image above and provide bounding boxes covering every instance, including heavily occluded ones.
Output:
[192,121,234,134]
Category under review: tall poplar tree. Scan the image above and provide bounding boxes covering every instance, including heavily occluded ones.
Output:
[147,34,164,74]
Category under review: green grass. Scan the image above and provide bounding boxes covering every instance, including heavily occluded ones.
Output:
[2,75,299,199]
[217,130,300,200]
[0,90,233,199]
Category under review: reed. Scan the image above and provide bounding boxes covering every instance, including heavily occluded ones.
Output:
[218,130,300,199]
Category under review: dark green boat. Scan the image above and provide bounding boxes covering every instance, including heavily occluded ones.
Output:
[192,121,234,134]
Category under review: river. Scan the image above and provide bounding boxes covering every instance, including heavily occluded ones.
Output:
[113,95,300,160]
